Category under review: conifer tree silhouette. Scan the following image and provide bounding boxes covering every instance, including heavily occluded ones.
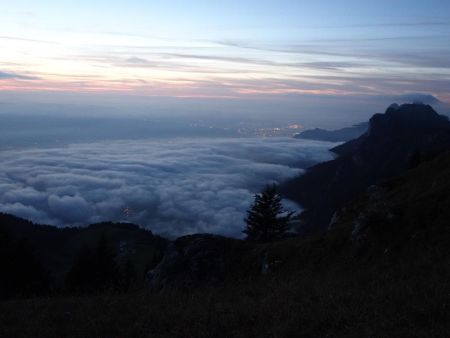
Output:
[243,185,294,241]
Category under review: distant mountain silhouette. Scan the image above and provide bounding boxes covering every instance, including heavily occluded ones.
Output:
[295,122,368,142]
[282,103,450,232]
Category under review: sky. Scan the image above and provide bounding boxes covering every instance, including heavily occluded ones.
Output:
[1,0,450,125]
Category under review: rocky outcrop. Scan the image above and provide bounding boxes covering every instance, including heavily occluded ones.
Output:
[146,234,247,292]
[331,149,450,259]
[350,185,392,252]
[282,103,450,233]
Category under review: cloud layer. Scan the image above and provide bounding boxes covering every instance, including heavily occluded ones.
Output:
[0,138,334,238]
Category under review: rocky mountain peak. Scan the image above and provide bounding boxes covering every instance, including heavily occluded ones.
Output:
[282,103,450,232]
[368,103,449,137]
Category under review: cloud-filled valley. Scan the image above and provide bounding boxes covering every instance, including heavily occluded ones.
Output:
[0,137,335,238]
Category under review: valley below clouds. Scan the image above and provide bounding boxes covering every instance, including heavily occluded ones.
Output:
[0,137,335,238]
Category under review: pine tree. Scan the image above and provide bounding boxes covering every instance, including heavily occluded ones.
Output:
[243,185,294,242]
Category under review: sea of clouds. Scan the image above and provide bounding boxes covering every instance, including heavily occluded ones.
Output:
[0,137,335,238]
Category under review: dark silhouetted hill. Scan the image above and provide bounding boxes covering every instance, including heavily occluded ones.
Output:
[295,122,368,142]
[282,103,450,232]
[0,213,168,292]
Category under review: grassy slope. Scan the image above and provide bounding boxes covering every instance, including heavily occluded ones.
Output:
[1,153,450,337]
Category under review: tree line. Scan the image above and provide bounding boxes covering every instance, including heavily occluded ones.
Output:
[0,229,140,299]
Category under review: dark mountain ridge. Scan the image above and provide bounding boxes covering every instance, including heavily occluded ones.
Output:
[282,103,450,232]
[295,122,368,142]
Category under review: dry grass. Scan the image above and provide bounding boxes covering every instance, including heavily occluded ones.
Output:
[1,245,449,338]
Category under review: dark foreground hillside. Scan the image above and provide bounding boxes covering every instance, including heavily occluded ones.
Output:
[1,151,450,337]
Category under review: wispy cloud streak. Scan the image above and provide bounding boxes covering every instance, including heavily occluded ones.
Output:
[0,71,40,80]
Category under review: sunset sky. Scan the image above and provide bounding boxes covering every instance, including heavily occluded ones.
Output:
[1,0,450,105]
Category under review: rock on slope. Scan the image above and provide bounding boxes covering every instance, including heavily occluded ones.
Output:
[146,234,251,291]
